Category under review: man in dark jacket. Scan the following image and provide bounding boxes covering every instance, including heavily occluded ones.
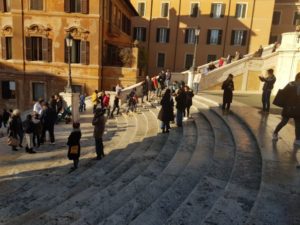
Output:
[40,102,57,144]
[2,109,10,127]
[259,69,276,113]
[175,88,186,127]
[93,108,106,160]
[23,114,36,153]
[273,73,300,146]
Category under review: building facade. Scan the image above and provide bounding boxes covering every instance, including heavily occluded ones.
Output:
[130,0,279,75]
[0,0,138,110]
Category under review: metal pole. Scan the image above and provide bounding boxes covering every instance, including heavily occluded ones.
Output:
[188,34,198,88]
[65,46,72,93]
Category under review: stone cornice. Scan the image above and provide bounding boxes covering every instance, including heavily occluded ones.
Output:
[1,25,13,36]
[25,24,52,37]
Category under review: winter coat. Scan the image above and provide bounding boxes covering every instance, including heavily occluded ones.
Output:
[175,91,187,111]
[32,118,42,135]
[93,112,106,138]
[113,97,120,107]
[260,75,276,91]
[8,116,21,137]
[281,81,300,118]
[2,111,10,123]
[103,95,110,108]
[158,95,174,122]
[222,80,234,103]
[22,119,34,134]
[40,107,57,127]
[67,129,82,160]
[186,90,194,107]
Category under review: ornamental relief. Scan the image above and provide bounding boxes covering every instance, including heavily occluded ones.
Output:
[1,26,13,36]
[25,24,52,37]
[65,26,90,40]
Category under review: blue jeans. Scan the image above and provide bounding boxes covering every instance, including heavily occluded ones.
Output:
[176,110,183,127]
[95,137,104,158]
[262,90,271,112]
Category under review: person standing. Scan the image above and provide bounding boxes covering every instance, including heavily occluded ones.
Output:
[175,89,186,127]
[92,108,106,160]
[273,73,300,146]
[91,90,99,113]
[7,109,22,151]
[22,114,36,154]
[79,93,86,112]
[40,102,56,145]
[32,112,42,148]
[67,122,82,171]
[259,69,276,113]
[218,57,224,67]
[2,109,10,128]
[33,98,44,115]
[165,69,172,88]
[142,80,149,103]
[193,72,202,94]
[103,93,111,116]
[222,74,234,115]
[158,89,174,133]
[110,94,120,118]
[115,82,122,95]
[185,86,194,118]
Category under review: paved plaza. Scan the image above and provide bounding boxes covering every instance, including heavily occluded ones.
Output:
[0,94,299,225]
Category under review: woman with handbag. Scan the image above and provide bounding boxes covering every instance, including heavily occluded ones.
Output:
[273,73,300,146]
[67,122,82,171]
[158,89,174,133]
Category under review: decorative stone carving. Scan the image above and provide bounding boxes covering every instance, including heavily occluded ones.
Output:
[1,25,13,36]
[65,26,90,40]
[25,24,52,37]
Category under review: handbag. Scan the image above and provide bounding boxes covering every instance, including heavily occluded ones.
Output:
[273,89,286,108]
[70,145,79,155]
[7,136,19,147]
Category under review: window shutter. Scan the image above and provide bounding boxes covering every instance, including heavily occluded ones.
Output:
[64,0,70,13]
[1,37,7,59]
[81,0,89,14]
[64,41,68,63]
[221,4,226,17]
[0,0,4,12]
[133,27,137,40]
[142,28,146,42]
[166,29,170,43]
[210,4,214,17]
[42,38,52,62]
[25,37,32,61]
[230,30,235,45]
[242,30,248,46]
[218,30,223,45]
[80,41,90,65]
[185,29,189,43]
[156,28,160,42]
[207,30,211,44]
[235,4,239,18]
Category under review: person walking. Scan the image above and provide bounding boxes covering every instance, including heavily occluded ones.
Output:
[92,108,106,160]
[175,88,186,127]
[2,109,10,128]
[67,122,82,171]
[158,89,174,133]
[22,114,36,154]
[259,69,276,113]
[273,73,300,146]
[185,86,194,118]
[103,93,111,117]
[79,93,86,112]
[110,94,120,118]
[222,74,234,115]
[40,102,56,145]
[142,80,149,103]
[7,109,21,151]
[91,90,99,113]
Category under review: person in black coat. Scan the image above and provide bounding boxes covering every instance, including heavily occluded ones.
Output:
[67,122,82,171]
[184,86,194,118]
[259,69,276,113]
[2,109,10,128]
[273,73,300,146]
[175,88,186,127]
[222,74,234,114]
[23,114,36,154]
[7,110,21,151]
[40,102,57,144]
[110,95,120,118]
[158,89,174,133]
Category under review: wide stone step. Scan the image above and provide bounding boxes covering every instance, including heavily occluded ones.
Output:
[0,110,145,225]
[166,104,235,225]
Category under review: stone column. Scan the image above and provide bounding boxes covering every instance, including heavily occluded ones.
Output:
[60,92,80,123]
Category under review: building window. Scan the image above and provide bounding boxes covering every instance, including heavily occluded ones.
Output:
[134,27,146,42]
[30,0,43,10]
[210,3,225,18]
[0,0,11,12]
[185,54,193,69]
[26,37,52,62]
[1,36,12,60]
[157,53,165,68]
[64,0,89,14]
[269,35,278,44]
[137,2,145,16]
[156,28,170,43]
[161,2,169,17]
[235,3,246,18]
[190,3,199,17]
[32,82,45,101]
[207,54,217,62]
[185,29,197,44]
[207,29,223,45]
[293,12,300,25]
[272,11,281,25]
[122,14,131,35]
[2,81,16,99]
[231,30,247,46]
[65,39,90,65]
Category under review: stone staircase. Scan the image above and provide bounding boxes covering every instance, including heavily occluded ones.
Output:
[0,95,299,225]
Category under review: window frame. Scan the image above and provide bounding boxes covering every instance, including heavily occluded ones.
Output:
[134,27,147,42]
[231,29,247,46]
[160,2,169,18]
[235,3,247,19]
[1,80,16,100]
[31,82,45,101]
[211,3,224,18]
[156,28,170,43]
[207,54,217,63]
[190,2,199,18]
[30,0,44,11]
[272,11,281,25]
[293,11,300,25]
[184,53,194,70]
[157,52,165,68]
[207,29,223,45]
[137,1,146,17]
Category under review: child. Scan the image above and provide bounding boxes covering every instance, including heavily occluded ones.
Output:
[67,122,82,171]
[22,114,36,154]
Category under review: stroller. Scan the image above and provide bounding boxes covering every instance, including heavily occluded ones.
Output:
[57,106,72,124]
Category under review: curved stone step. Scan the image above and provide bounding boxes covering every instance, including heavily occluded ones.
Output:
[192,98,262,225]
[0,111,144,224]
[89,121,198,225]
[165,104,235,225]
